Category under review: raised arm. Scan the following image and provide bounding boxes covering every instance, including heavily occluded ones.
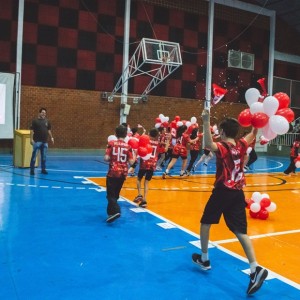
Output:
[201,109,218,152]
[244,127,258,145]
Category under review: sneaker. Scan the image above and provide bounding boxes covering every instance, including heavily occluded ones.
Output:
[180,170,185,176]
[246,266,268,295]
[30,170,35,175]
[162,172,169,179]
[192,253,211,271]
[186,171,191,176]
[139,200,147,208]
[191,167,195,173]
[133,195,143,203]
[106,213,121,223]
[41,170,48,174]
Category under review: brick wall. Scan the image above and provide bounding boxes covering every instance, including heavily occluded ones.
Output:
[17,86,248,149]
[0,86,298,152]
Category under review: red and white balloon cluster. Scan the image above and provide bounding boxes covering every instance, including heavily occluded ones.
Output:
[238,86,294,142]
[133,135,153,161]
[246,192,277,220]
[155,114,199,135]
[155,114,170,128]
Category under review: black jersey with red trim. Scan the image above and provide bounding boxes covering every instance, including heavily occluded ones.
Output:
[214,138,248,190]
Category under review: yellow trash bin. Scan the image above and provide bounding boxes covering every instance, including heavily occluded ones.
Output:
[13,130,39,168]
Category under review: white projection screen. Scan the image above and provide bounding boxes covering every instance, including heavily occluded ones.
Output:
[0,72,15,138]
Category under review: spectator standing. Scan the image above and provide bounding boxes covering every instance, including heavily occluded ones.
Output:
[29,107,54,175]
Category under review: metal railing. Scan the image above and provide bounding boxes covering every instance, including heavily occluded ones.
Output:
[269,132,300,147]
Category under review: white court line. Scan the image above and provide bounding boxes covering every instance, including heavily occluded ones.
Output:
[110,191,300,291]
[214,229,300,245]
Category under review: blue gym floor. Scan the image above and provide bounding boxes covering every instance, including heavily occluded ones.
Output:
[0,151,299,299]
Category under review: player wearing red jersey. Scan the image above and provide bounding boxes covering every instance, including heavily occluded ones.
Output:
[185,128,203,175]
[104,125,135,223]
[133,128,159,208]
[128,125,146,176]
[192,109,268,295]
[283,138,300,175]
[156,127,170,170]
[162,125,189,178]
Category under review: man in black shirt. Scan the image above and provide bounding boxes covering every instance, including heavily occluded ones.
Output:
[29,107,54,175]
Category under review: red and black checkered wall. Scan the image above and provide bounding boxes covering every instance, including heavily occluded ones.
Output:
[0,0,299,103]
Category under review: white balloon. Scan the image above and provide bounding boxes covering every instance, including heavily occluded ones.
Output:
[296,161,300,168]
[186,121,191,127]
[260,193,270,199]
[266,202,277,212]
[107,135,117,142]
[155,122,161,128]
[263,96,279,116]
[250,102,264,114]
[269,115,289,135]
[262,123,277,141]
[245,88,261,107]
[141,153,151,160]
[159,113,164,120]
[250,202,261,213]
[177,121,183,127]
[191,117,197,124]
[251,192,262,203]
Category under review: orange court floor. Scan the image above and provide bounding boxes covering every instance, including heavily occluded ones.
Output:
[90,171,300,285]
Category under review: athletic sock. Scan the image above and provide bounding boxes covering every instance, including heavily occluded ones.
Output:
[201,252,209,262]
[250,262,258,273]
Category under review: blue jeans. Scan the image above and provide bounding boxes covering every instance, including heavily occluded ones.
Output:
[30,142,48,171]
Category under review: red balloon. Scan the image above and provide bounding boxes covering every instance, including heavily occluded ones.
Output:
[258,208,269,220]
[138,135,150,147]
[146,144,153,154]
[276,108,295,123]
[273,92,290,110]
[251,112,269,128]
[238,109,252,127]
[175,116,180,122]
[170,120,177,129]
[137,146,148,157]
[294,156,300,163]
[155,117,161,123]
[260,198,271,208]
[249,210,259,219]
[128,138,139,149]
[187,124,197,134]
